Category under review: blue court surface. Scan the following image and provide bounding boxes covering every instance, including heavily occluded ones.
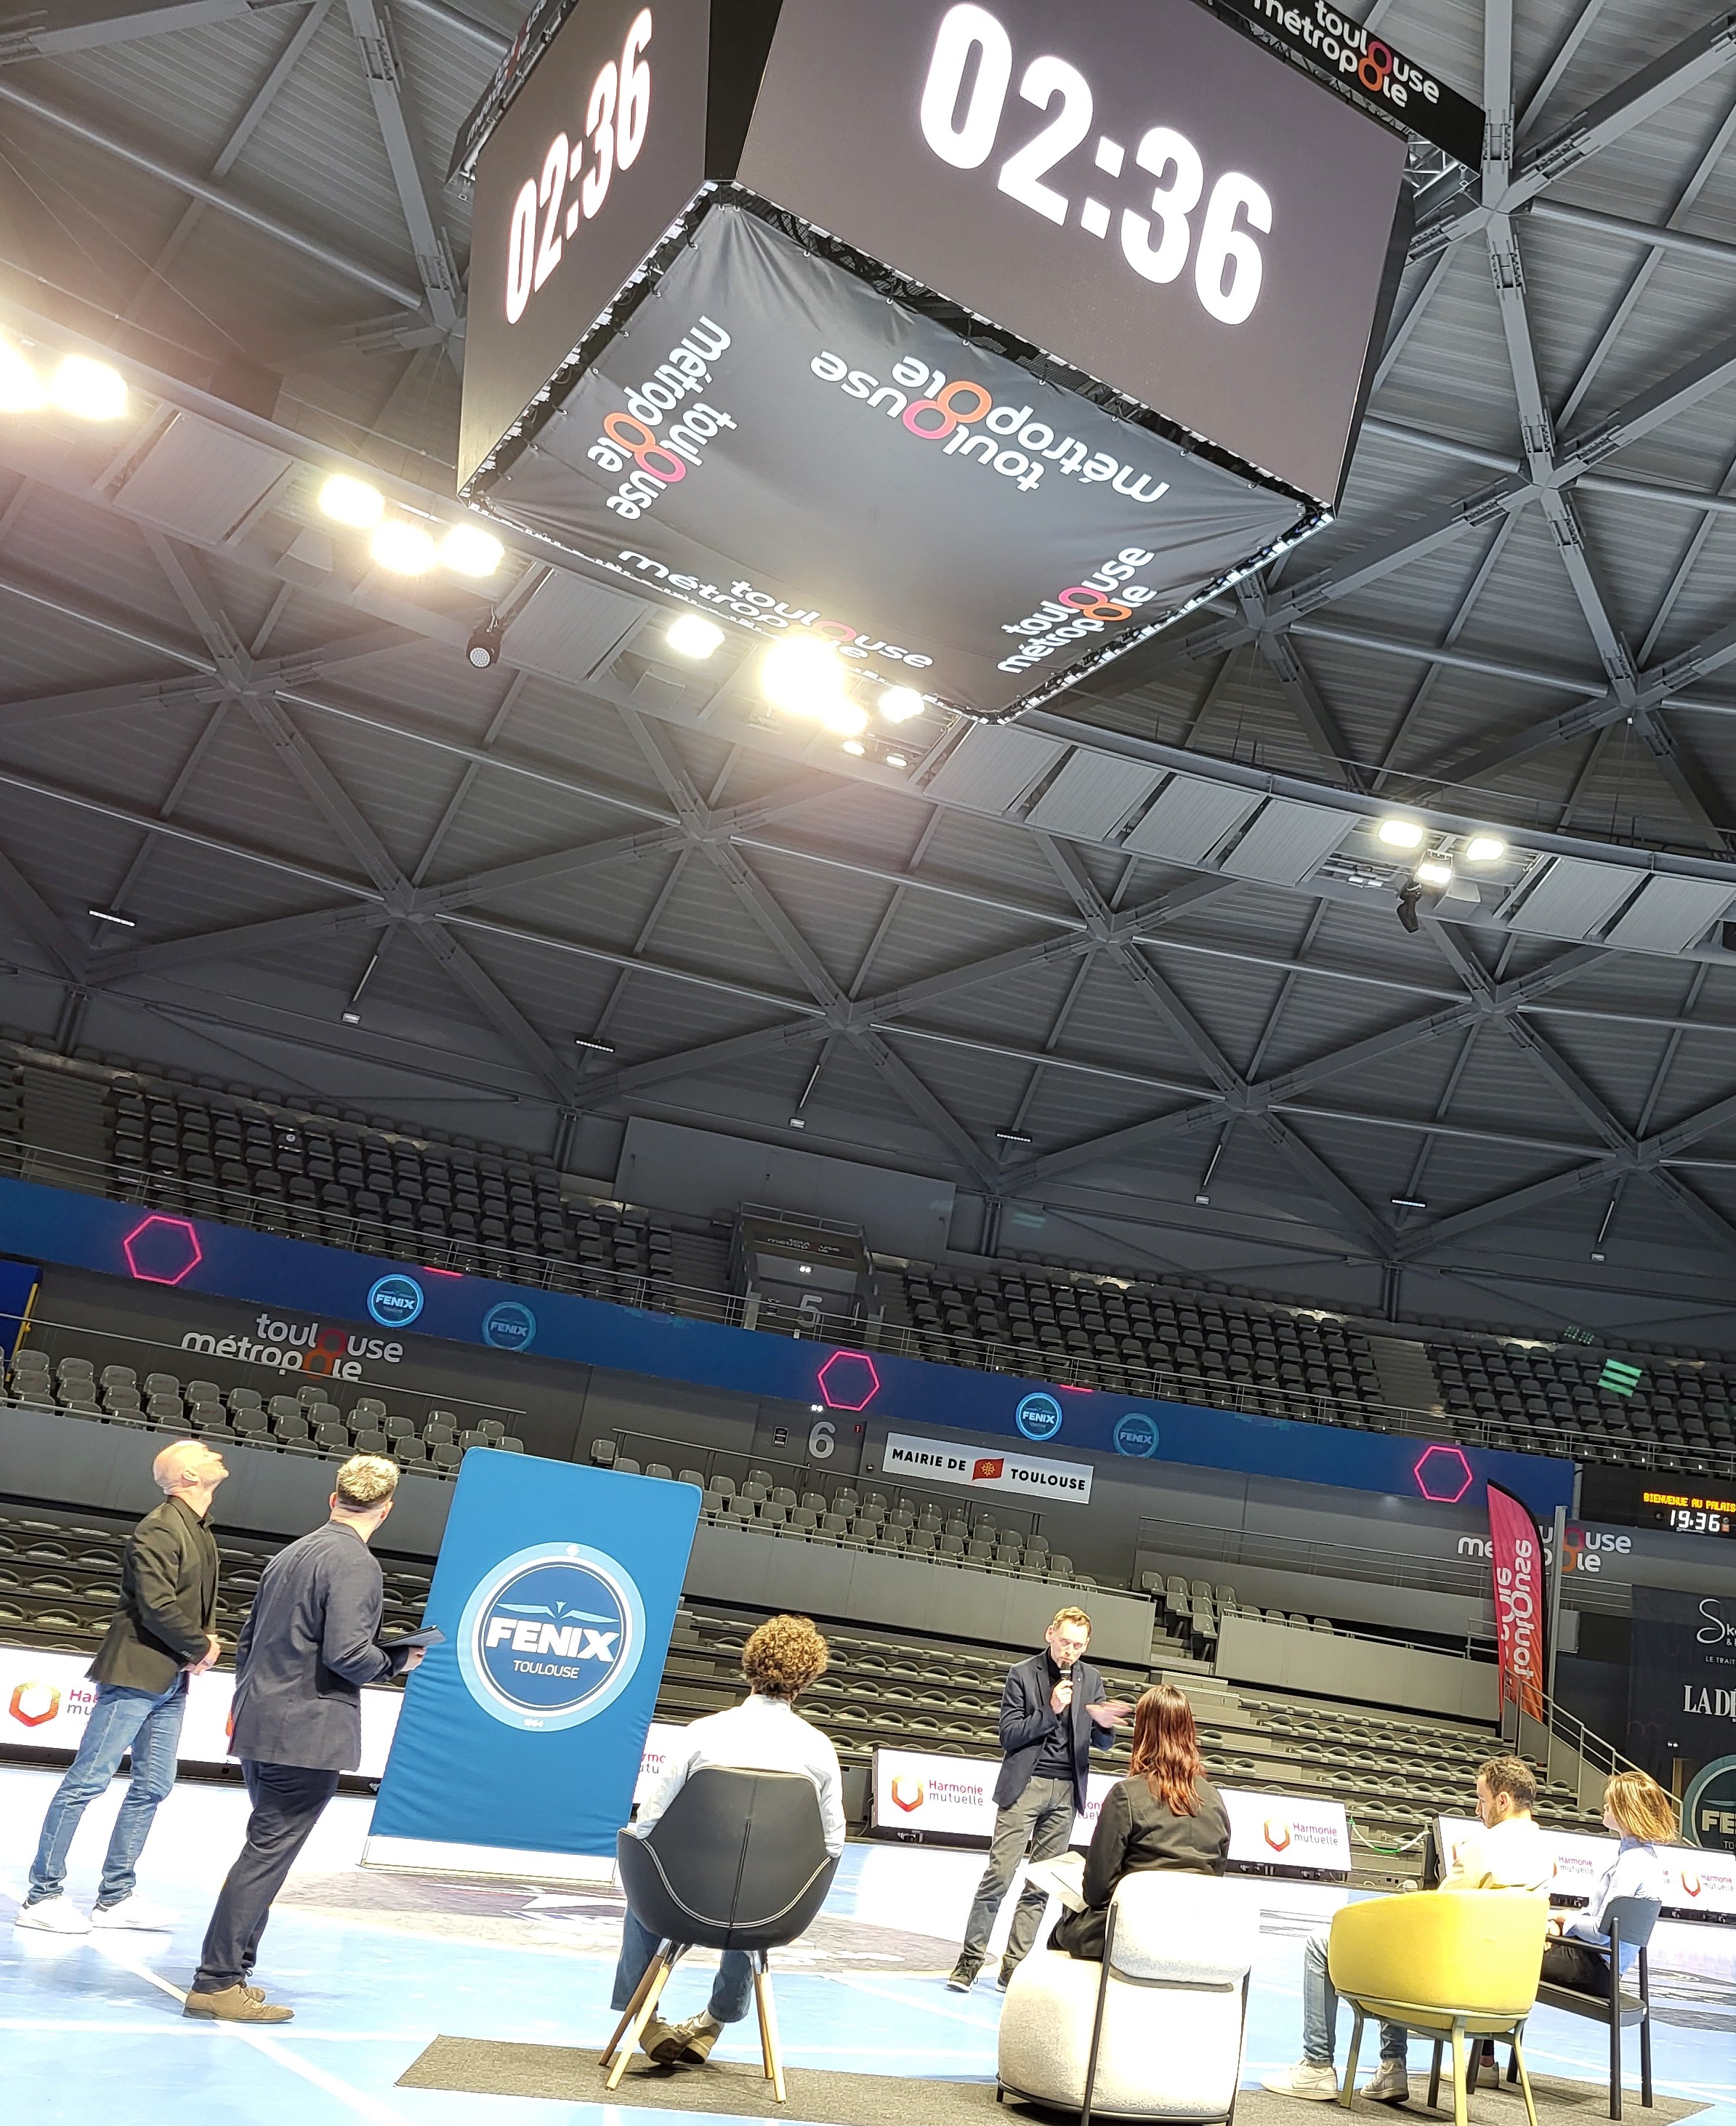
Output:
[4,1764,1732,2126]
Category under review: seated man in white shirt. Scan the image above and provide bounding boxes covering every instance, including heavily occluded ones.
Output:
[612,1612,844,2067]
[1265,1755,1554,2107]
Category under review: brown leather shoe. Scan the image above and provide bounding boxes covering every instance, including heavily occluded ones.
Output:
[183,1984,294,2023]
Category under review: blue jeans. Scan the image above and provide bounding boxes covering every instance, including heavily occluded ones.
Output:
[611,1908,754,2026]
[1303,1928,1408,2066]
[25,1675,188,1907]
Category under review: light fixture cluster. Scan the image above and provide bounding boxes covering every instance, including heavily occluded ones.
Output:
[318,474,504,581]
[1375,815,1508,893]
[0,335,128,421]
[660,613,927,757]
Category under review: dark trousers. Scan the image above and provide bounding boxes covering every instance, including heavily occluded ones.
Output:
[1542,1938,1611,1992]
[191,1760,339,1993]
[961,1773,1077,1972]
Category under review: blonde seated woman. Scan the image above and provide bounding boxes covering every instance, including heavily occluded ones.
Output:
[1044,1683,1230,1962]
[1542,1770,1678,1992]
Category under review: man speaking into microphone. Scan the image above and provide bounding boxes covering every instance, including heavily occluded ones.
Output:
[950,1605,1129,1992]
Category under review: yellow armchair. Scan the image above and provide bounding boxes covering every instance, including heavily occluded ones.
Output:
[1328,1891,1550,2126]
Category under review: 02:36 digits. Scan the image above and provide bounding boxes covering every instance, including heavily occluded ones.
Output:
[504,7,653,325]
[918,2,1272,326]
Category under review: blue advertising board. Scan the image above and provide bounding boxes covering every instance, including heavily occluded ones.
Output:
[0,1177,1574,1518]
[371,1449,700,1855]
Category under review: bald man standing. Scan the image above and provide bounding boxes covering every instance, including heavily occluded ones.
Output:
[15,1438,227,1934]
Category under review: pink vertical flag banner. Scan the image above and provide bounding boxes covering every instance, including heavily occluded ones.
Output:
[1487,1482,1547,1722]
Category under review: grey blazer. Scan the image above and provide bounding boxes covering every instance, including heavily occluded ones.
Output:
[229,1520,405,1771]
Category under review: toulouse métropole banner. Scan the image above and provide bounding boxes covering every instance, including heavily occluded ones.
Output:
[1626,1587,1736,1781]
[371,1449,699,1856]
[1487,1481,1546,1723]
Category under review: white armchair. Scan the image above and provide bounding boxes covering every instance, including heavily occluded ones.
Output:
[997,1873,1256,2125]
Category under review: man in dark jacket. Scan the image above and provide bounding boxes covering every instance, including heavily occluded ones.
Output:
[950,1605,1129,1992]
[183,1454,424,2024]
[15,1438,227,1936]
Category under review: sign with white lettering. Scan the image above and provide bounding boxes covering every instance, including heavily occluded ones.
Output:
[884,1430,1094,1505]
[1628,1587,1736,1778]
[1437,1813,1736,1922]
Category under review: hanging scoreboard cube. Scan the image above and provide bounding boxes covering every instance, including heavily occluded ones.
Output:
[453,0,1415,722]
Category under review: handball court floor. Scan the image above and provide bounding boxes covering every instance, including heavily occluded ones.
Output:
[2,1763,1732,2126]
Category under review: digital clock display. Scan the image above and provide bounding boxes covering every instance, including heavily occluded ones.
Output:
[1642,1489,1736,1539]
[461,0,709,488]
[737,0,1409,504]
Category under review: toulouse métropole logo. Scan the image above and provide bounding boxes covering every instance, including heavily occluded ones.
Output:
[456,1543,645,1733]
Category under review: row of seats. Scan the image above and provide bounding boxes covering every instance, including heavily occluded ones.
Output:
[590,1442,1095,1586]
[0,1499,435,1648]
[4,1348,526,1472]
[1142,1572,1339,1659]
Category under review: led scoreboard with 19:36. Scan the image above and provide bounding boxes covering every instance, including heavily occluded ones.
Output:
[1641,1488,1736,1539]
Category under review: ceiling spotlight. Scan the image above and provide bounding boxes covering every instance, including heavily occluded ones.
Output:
[821,699,869,737]
[1377,816,1426,851]
[666,612,725,660]
[841,738,866,755]
[1390,1195,1427,1210]
[879,685,924,722]
[466,620,504,669]
[789,1116,807,1130]
[1416,858,1454,887]
[86,906,135,927]
[318,472,384,528]
[0,336,44,414]
[1465,834,1507,863]
[341,1010,362,1026]
[886,751,908,769]
[370,518,436,574]
[440,523,504,578]
[761,633,848,716]
[50,353,127,421]
[1396,879,1423,933]
[573,1035,616,1054]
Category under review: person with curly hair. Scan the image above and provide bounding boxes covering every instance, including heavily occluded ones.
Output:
[610,1613,842,2068]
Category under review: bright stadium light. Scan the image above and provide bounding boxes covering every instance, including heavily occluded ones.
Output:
[1417,857,1454,887]
[440,523,505,578]
[666,612,725,659]
[1376,816,1426,851]
[820,699,870,738]
[1465,834,1507,863]
[0,336,44,413]
[319,473,384,528]
[879,685,924,722]
[370,519,437,573]
[50,353,127,421]
[761,634,849,716]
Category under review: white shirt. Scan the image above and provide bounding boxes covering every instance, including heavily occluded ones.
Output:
[1444,1813,1554,1893]
[1565,1837,1672,1969]
[635,1691,846,1856]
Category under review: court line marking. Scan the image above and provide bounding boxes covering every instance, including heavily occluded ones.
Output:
[88,1937,420,2126]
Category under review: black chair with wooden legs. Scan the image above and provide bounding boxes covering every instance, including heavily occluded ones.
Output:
[599,1766,838,2104]
[1517,1896,1662,2121]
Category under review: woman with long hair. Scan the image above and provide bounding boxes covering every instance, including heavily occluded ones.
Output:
[1542,1769,1678,1989]
[1049,1683,1230,1962]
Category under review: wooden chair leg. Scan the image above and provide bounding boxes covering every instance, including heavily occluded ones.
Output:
[752,1953,775,2082]
[1510,2024,1539,2126]
[1449,2022,1468,2126]
[752,1955,787,2105]
[603,1948,678,2090]
[1339,2009,1365,2109]
[1428,2041,1442,2111]
[600,1944,670,2068]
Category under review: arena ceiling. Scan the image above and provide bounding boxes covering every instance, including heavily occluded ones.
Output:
[6,0,1736,1340]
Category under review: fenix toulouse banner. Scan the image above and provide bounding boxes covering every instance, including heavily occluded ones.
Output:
[371,1451,698,1857]
[1487,1483,1546,1722]
[874,1746,1349,1874]
[0,1177,1574,1518]
[1437,1813,1736,1925]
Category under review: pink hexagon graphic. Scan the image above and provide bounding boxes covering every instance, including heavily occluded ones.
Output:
[817,1350,881,1412]
[122,1215,203,1287]
[1413,1443,1474,1504]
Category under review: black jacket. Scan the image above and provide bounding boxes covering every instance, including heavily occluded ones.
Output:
[1054,1772,1232,1960]
[993,1651,1115,1811]
[88,1496,219,1695]
[229,1520,406,1771]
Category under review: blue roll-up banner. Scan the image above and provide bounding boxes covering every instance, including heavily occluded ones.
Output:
[371,1449,700,1856]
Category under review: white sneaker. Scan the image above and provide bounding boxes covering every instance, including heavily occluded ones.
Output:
[90,1896,175,1930]
[1364,2061,1410,2105]
[14,1898,91,1935]
[1264,2061,1340,2101]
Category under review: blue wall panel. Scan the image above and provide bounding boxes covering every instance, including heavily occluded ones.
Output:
[0,1179,1573,1516]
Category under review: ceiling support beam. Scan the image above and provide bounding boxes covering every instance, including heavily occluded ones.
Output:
[0,77,429,313]
[0,0,304,62]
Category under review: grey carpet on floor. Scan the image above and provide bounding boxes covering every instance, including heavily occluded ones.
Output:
[395,2040,1708,2124]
